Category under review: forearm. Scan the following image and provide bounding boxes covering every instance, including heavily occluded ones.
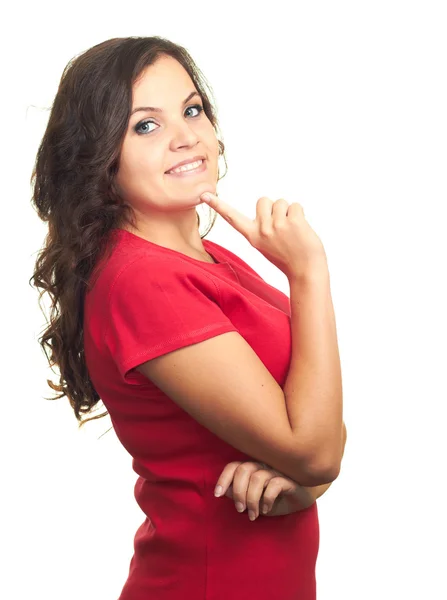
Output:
[284,269,344,477]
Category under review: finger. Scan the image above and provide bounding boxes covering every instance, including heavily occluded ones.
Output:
[200,192,254,239]
[259,479,284,514]
[230,462,265,513]
[261,477,295,514]
[223,483,234,499]
[214,461,243,497]
[245,469,275,521]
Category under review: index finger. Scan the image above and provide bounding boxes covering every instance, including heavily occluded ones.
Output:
[214,461,242,497]
[200,192,253,238]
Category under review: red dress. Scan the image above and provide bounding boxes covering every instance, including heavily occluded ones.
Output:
[83,228,319,600]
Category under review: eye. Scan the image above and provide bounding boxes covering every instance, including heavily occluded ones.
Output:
[134,104,204,135]
[185,104,203,118]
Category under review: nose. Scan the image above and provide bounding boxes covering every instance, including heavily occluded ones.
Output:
[169,118,200,149]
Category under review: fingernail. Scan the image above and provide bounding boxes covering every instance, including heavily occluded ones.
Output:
[236,502,245,512]
[214,485,223,497]
[248,510,256,521]
[262,504,268,514]
[201,193,211,202]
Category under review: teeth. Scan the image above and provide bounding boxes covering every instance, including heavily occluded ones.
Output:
[169,159,203,174]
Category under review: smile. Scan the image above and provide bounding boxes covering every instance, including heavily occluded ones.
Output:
[166,159,206,176]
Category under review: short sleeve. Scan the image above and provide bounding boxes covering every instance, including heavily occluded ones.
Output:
[104,256,238,383]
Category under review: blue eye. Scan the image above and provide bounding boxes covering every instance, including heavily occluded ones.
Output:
[134,104,204,135]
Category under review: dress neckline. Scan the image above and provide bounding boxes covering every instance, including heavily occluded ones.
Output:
[112,228,225,266]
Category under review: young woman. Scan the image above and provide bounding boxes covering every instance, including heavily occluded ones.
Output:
[31,35,346,600]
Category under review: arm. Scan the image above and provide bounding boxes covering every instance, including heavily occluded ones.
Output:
[216,422,347,519]
[259,421,347,516]
[302,421,347,502]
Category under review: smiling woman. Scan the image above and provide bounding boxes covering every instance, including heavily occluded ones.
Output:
[30,35,324,600]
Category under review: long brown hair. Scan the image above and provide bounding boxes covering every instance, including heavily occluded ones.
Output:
[30,36,228,430]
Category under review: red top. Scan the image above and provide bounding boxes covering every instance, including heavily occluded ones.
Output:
[84,228,319,600]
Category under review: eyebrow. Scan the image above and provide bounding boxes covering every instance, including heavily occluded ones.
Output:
[130,91,201,116]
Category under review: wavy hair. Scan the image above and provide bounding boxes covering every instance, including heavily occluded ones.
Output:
[30,36,228,431]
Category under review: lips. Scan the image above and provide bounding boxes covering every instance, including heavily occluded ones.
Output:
[165,158,207,177]
[165,155,206,173]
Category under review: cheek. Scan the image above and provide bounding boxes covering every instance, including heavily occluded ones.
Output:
[203,136,220,170]
[199,120,218,150]
[121,144,163,179]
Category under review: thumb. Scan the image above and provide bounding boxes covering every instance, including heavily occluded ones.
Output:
[200,192,253,239]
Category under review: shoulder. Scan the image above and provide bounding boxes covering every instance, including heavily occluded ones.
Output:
[106,252,223,311]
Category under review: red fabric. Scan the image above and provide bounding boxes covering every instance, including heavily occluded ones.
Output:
[84,228,319,600]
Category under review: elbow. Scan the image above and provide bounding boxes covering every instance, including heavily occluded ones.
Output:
[305,456,341,486]
[304,429,346,485]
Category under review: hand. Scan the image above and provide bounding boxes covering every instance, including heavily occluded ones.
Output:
[214,460,316,521]
[200,192,327,280]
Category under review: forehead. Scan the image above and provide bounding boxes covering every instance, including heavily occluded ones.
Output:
[132,56,195,103]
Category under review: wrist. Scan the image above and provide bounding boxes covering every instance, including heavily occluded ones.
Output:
[287,261,329,286]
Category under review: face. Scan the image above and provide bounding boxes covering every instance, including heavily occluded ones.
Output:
[115,55,219,236]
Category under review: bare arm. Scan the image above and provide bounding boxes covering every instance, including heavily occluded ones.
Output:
[302,421,347,502]
[261,421,347,516]
[283,268,344,477]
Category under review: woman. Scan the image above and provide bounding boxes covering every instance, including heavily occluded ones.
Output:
[31,36,346,599]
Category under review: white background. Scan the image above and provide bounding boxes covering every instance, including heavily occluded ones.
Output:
[2,1,446,598]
